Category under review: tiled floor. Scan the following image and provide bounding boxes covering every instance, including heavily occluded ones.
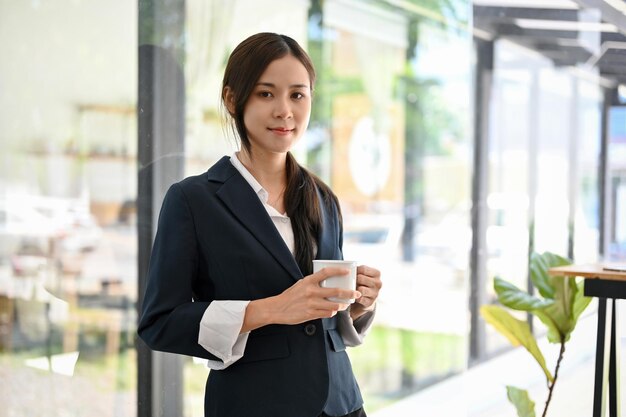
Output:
[371,301,626,417]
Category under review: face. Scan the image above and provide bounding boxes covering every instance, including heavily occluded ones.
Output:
[240,54,312,157]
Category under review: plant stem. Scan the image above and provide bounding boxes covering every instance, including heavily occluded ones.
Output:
[542,341,566,417]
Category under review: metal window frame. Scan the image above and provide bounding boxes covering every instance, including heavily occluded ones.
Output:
[137,1,186,417]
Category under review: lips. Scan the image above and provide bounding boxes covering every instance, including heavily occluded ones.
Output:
[269,127,294,135]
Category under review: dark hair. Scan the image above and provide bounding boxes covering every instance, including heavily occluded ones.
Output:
[222,32,340,275]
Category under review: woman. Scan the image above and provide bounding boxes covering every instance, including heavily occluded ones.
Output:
[138,32,382,417]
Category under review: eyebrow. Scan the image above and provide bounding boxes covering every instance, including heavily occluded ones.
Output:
[255,82,310,89]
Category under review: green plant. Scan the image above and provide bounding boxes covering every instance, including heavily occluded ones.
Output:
[480,251,592,417]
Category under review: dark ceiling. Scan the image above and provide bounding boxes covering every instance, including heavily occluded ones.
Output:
[473,0,626,86]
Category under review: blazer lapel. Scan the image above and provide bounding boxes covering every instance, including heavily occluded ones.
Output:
[207,157,303,281]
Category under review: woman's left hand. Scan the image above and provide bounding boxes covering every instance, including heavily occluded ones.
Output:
[350,265,382,320]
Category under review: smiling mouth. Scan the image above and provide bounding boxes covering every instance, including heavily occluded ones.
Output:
[269,127,294,134]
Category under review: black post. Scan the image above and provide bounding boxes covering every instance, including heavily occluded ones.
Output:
[401,19,423,263]
[608,299,619,417]
[137,1,185,416]
[469,37,493,364]
[591,298,610,417]
[598,87,614,258]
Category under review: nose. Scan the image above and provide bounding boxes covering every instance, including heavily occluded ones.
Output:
[273,96,293,119]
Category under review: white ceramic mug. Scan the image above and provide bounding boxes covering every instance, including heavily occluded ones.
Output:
[313,260,357,303]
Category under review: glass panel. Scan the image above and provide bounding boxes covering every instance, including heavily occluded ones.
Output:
[181,0,472,414]
[608,105,626,261]
[315,0,472,410]
[478,4,605,358]
[485,40,534,353]
[574,81,602,263]
[5,0,618,415]
[489,41,534,279]
[182,1,315,415]
[534,67,572,256]
[0,1,138,416]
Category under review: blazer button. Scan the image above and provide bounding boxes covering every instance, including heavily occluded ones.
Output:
[304,323,316,336]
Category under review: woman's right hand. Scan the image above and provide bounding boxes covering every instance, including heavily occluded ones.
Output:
[241,268,361,332]
[274,267,361,324]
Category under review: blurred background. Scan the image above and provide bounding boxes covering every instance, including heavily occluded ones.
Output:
[0,0,625,416]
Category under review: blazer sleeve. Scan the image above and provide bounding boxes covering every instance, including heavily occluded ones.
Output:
[137,183,218,360]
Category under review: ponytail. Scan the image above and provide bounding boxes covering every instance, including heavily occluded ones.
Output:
[285,152,341,275]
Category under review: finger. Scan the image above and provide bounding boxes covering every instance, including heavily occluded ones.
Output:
[354,288,376,302]
[356,274,372,286]
[357,286,379,300]
[356,285,369,297]
[317,298,350,311]
[357,283,381,301]
[310,267,350,283]
[312,300,351,316]
[357,265,381,278]
[355,298,375,309]
[354,294,370,304]
[319,287,361,301]
[357,273,382,290]
[356,274,377,288]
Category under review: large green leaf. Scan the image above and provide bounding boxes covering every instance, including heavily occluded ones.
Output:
[494,277,554,311]
[506,386,536,417]
[532,277,591,343]
[480,305,553,382]
[573,280,592,323]
[532,309,562,344]
[533,267,579,343]
[529,252,555,299]
[529,252,571,300]
[528,251,583,343]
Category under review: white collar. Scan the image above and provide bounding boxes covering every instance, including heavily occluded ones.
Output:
[229,152,269,204]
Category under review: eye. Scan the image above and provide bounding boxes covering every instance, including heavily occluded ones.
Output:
[291,92,305,100]
[258,91,273,98]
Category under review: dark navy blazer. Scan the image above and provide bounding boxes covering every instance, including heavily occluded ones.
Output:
[138,156,363,417]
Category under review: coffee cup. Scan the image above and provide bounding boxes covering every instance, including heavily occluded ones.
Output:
[313,260,357,303]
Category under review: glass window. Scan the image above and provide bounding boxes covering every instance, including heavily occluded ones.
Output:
[1,1,138,416]
[308,0,473,409]
[574,81,602,263]
[3,0,622,415]
[476,1,605,358]
[608,106,626,260]
[181,0,473,413]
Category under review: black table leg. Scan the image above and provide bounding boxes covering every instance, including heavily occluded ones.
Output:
[593,298,612,417]
[608,299,620,417]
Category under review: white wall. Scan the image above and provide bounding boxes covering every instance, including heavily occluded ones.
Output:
[0,0,137,148]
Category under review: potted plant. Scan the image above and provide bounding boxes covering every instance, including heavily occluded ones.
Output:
[480,251,592,417]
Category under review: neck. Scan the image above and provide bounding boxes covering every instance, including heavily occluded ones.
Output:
[237,149,287,191]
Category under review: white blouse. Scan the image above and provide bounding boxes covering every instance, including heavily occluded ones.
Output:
[197,153,375,369]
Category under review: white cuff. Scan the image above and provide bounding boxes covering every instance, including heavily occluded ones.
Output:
[198,300,250,370]
[337,304,376,347]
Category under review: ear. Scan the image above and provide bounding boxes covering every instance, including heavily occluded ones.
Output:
[223,86,236,115]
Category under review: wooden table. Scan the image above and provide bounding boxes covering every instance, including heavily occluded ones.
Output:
[549,264,626,417]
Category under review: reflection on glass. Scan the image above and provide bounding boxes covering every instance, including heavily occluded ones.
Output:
[307,0,472,409]
[609,107,626,261]
[3,0,617,415]
[1,1,137,416]
[180,0,472,413]
[484,17,604,356]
